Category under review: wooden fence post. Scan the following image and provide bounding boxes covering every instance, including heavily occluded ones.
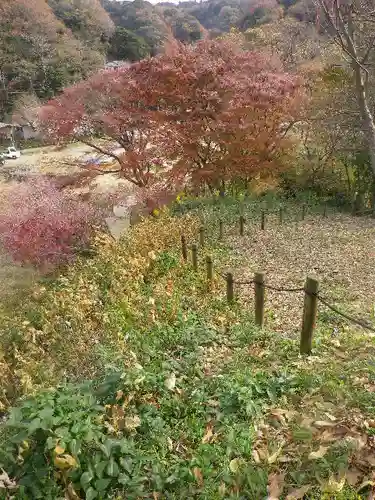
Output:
[300,277,319,355]
[279,207,283,225]
[254,272,265,328]
[192,244,198,272]
[261,211,265,230]
[239,215,245,236]
[302,204,306,221]
[181,235,187,262]
[199,226,205,247]
[226,273,234,303]
[206,256,213,286]
[219,220,223,240]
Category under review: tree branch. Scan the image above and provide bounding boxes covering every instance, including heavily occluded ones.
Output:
[80,139,122,164]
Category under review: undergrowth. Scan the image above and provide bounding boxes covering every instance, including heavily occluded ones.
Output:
[0,200,375,499]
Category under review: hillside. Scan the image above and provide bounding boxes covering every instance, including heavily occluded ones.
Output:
[1,197,375,498]
[0,0,112,121]
[0,0,320,120]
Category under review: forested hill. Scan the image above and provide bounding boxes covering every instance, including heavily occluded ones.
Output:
[0,0,315,121]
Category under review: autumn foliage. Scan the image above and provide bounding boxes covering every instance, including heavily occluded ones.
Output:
[0,179,99,271]
[40,38,302,195]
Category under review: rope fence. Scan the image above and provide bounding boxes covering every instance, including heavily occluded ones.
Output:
[180,208,375,355]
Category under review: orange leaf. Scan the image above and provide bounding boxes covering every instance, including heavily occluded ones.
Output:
[202,422,214,444]
[267,472,285,499]
[193,467,203,487]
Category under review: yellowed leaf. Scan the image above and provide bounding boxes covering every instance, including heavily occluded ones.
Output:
[165,373,176,391]
[54,445,65,455]
[252,449,261,463]
[124,415,141,430]
[286,484,310,499]
[308,446,329,460]
[268,441,285,464]
[229,458,243,473]
[218,482,226,496]
[193,467,203,487]
[267,472,285,499]
[326,476,345,493]
[167,437,173,451]
[53,454,78,470]
[202,422,214,444]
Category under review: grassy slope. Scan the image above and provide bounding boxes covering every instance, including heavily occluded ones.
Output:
[1,197,375,499]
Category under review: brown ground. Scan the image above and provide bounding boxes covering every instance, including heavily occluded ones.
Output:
[221,212,375,336]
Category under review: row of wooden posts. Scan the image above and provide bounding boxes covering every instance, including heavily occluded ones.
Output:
[181,214,321,355]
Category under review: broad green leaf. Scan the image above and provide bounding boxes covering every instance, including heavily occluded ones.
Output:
[39,407,54,420]
[46,437,56,450]
[86,487,97,500]
[95,478,111,492]
[27,418,42,434]
[119,457,133,473]
[118,473,130,485]
[80,471,92,490]
[69,439,81,456]
[101,439,113,458]
[107,459,119,477]
[95,461,107,478]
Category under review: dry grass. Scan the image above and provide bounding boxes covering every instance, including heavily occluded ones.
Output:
[221,212,375,337]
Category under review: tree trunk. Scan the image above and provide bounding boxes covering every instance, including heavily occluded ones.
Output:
[353,64,375,179]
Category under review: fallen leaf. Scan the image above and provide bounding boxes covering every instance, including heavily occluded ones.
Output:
[268,441,285,464]
[362,454,375,467]
[167,437,173,451]
[252,449,261,463]
[346,469,362,486]
[165,373,176,391]
[65,483,80,500]
[218,483,226,496]
[286,484,310,499]
[267,472,285,499]
[124,415,141,430]
[320,430,337,442]
[314,421,335,428]
[358,479,375,492]
[116,390,124,401]
[202,422,214,444]
[308,446,329,460]
[325,413,337,421]
[193,467,203,487]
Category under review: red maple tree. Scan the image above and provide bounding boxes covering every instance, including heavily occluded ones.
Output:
[40,38,301,195]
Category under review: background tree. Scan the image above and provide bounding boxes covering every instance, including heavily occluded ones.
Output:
[314,0,375,190]
[47,0,114,50]
[108,27,151,62]
[0,0,104,119]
